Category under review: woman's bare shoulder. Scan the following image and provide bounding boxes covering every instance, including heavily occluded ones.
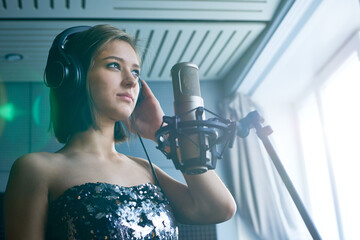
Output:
[125,154,152,168]
[122,154,157,180]
[124,154,174,181]
[8,152,64,187]
[12,152,59,170]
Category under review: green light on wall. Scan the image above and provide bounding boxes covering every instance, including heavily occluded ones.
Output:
[32,95,42,126]
[0,103,16,121]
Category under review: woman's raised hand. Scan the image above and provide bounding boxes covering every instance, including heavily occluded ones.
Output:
[128,80,165,142]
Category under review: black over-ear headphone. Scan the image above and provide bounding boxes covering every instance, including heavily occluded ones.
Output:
[44,25,143,104]
[44,26,91,96]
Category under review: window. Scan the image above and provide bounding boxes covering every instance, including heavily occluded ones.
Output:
[296,33,360,240]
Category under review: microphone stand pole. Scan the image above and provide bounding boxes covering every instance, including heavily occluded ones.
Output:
[243,111,321,240]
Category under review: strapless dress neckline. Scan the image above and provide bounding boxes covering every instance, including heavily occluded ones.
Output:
[46,182,178,239]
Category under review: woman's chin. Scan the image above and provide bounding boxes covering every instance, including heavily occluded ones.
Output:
[115,112,133,122]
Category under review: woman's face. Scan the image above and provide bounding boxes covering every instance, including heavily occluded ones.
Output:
[87,39,140,123]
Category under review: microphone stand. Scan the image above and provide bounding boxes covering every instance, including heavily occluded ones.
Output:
[155,108,321,239]
[241,111,321,240]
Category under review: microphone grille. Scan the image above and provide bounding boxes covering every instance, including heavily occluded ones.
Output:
[171,62,201,98]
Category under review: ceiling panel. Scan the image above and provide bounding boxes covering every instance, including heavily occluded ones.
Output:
[0,0,279,21]
[0,0,285,83]
[0,21,265,82]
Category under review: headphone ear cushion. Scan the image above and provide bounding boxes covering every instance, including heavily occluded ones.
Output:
[65,53,84,92]
[44,49,84,96]
[44,47,67,89]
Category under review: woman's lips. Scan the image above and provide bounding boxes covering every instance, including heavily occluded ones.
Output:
[116,93,133,102]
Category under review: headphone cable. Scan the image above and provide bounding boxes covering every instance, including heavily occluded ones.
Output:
[137,133,162,188]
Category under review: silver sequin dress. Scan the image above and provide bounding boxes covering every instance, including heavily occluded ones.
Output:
[46,182,178,239]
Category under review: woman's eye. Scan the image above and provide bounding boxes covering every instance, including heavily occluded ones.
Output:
[107,62,120,70]
[131,69,140,79]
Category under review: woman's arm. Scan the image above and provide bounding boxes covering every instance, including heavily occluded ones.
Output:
[132,80,236,224]
[155,166,236,224]
[4,153,50,240]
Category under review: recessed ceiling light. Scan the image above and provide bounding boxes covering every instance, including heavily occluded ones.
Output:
[5,53,23,62]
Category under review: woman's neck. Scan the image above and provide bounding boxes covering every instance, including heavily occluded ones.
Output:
[61,125,118,159]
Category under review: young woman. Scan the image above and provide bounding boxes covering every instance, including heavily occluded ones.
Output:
[4,24,236,240]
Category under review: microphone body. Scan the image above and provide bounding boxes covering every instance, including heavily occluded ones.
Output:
[171,62,211,174]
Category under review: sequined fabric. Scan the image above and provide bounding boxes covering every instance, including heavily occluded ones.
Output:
[46,182,178,239]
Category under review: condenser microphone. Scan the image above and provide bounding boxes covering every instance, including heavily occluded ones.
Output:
[171,62,211,174]
[156,64,255,174]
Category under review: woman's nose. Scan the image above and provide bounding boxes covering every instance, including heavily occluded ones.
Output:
[122,70,137,88]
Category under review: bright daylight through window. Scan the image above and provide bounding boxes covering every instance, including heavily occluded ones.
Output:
[297,50,360,240]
